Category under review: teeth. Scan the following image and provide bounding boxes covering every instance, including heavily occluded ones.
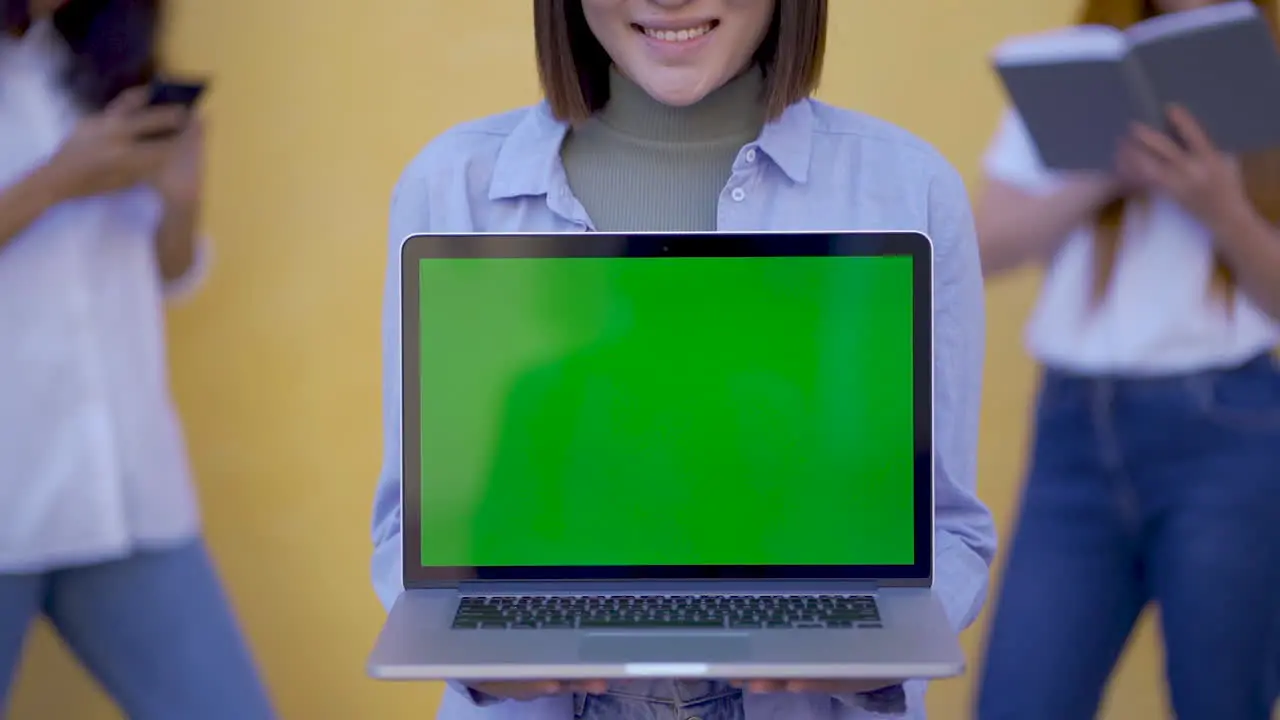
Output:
[643,23,714,42]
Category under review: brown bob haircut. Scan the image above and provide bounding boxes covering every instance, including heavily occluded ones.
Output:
[534,0,827,124]
[1080,0,1280,308]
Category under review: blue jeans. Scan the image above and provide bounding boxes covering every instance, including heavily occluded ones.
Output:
[0,538,275,719]
[977,354,1280,719]
[575,681,743,719]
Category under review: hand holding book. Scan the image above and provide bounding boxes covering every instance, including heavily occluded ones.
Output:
[1120,105,1249,226]
[991,0,1280,172]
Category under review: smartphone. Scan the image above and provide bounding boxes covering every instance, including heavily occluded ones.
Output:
[146,78,207,109]
[140,79,207,140]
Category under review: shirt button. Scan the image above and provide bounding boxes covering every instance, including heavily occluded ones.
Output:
[731,187,747,202]
[745,148,757,162]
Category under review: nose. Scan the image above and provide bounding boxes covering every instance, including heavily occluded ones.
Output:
[647,0,698,9]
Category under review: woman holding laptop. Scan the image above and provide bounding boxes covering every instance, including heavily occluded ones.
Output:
[975,0,1280,718]
[371,0,996,718]
[0,0,272,716]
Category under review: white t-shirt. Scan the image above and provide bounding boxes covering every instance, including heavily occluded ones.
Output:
[982,110,1279,375]
[0,22,207,572]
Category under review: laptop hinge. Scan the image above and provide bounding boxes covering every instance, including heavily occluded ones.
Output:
[455,579,881,595]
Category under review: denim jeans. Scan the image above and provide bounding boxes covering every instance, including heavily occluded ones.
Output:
[575,681,743,720]
[976,353,1280,719]
[0,538,275,719]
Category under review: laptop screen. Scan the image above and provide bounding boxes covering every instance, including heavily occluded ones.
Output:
[415,253,916,569]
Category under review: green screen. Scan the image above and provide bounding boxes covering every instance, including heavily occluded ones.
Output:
[418,255,915,567]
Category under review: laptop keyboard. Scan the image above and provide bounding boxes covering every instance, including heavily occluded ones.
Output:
[451,594,881,630]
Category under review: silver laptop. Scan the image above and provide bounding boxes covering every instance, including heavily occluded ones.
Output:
[368,230,964,682]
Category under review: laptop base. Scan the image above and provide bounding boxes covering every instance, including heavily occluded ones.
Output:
[367,584,964,681]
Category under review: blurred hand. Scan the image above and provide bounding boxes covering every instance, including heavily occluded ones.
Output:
[466,680,608,701]
[1125,105,1249,225]
[1063,171,1126,205]
[151,115,206,206]
[43,86,187,200]
[729,678,900,695]
[1114,140,1149,196]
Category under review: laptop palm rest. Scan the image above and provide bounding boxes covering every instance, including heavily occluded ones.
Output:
[579,633,750,664]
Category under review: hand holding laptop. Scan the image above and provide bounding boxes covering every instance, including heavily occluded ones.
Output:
[468,677,902,701]
[729,678,901,695]
[466,679,608,701]
[369,232,964,687]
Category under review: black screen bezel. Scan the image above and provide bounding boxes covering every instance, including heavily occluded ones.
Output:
[400,232,933,588]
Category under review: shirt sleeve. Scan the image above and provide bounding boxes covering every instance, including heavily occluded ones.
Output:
[925,161,998,632]
[872,161,1000,717]
[371,143,501,708]
[981,109,1066,197]
[370,164,427,612]
[834,161,996,718]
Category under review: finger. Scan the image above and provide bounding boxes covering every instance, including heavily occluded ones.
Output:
[564,679,608,694]
[1113,142,1139,179]
[122,106,189,139]
[530,680,566,697]
[180,116,207,150]
[476,680,563,699]
[1129,122,1184,166]
[783,679,886,694]
[1166,105,1215,155]
[783,680,855,694]
[104,86,150,116]
[184,115,206,140]
[1129,146,1171,189]
[1118,142,1159,184]
[743,680,788,693]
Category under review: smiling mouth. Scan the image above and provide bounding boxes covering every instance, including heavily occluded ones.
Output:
[632,20,720,43]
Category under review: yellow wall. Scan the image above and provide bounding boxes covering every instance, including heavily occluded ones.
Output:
[8,0,1174,718]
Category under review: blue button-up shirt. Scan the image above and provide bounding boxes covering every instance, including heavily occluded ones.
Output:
[371,96,996,720]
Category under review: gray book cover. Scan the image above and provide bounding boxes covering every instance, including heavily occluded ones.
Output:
[991,0,1280,172]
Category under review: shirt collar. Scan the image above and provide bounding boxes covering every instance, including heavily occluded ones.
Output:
[756,98,813,184]
[488,96,815,201]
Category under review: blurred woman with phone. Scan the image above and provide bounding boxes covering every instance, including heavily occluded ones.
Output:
[975,0,1280,718]
[0,0,273,717]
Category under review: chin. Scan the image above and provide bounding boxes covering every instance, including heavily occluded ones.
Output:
[649,90,707,107]
[639,77,720,108]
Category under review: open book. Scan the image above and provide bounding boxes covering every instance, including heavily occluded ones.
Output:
[991,0,1280,171]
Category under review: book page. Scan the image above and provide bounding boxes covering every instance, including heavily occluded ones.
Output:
[991,25,1127,66]
[1125,0,1258,46]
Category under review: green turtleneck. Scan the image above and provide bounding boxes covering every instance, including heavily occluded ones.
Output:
[560,66,767,232]
[557,65,768,705]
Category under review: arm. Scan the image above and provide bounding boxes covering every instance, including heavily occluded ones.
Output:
[371,151,506,709]
[371,165,429,612]
[976,175,1118,276]
[927,164,998,631]
[830,165,998,717]
[976,110,1120,277]
[0,164,67,252]
[154,197,201,285]
[151,116,209,297]
[894,163,999,713]
[1206,202,1280,320]
[4,89,190,254]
